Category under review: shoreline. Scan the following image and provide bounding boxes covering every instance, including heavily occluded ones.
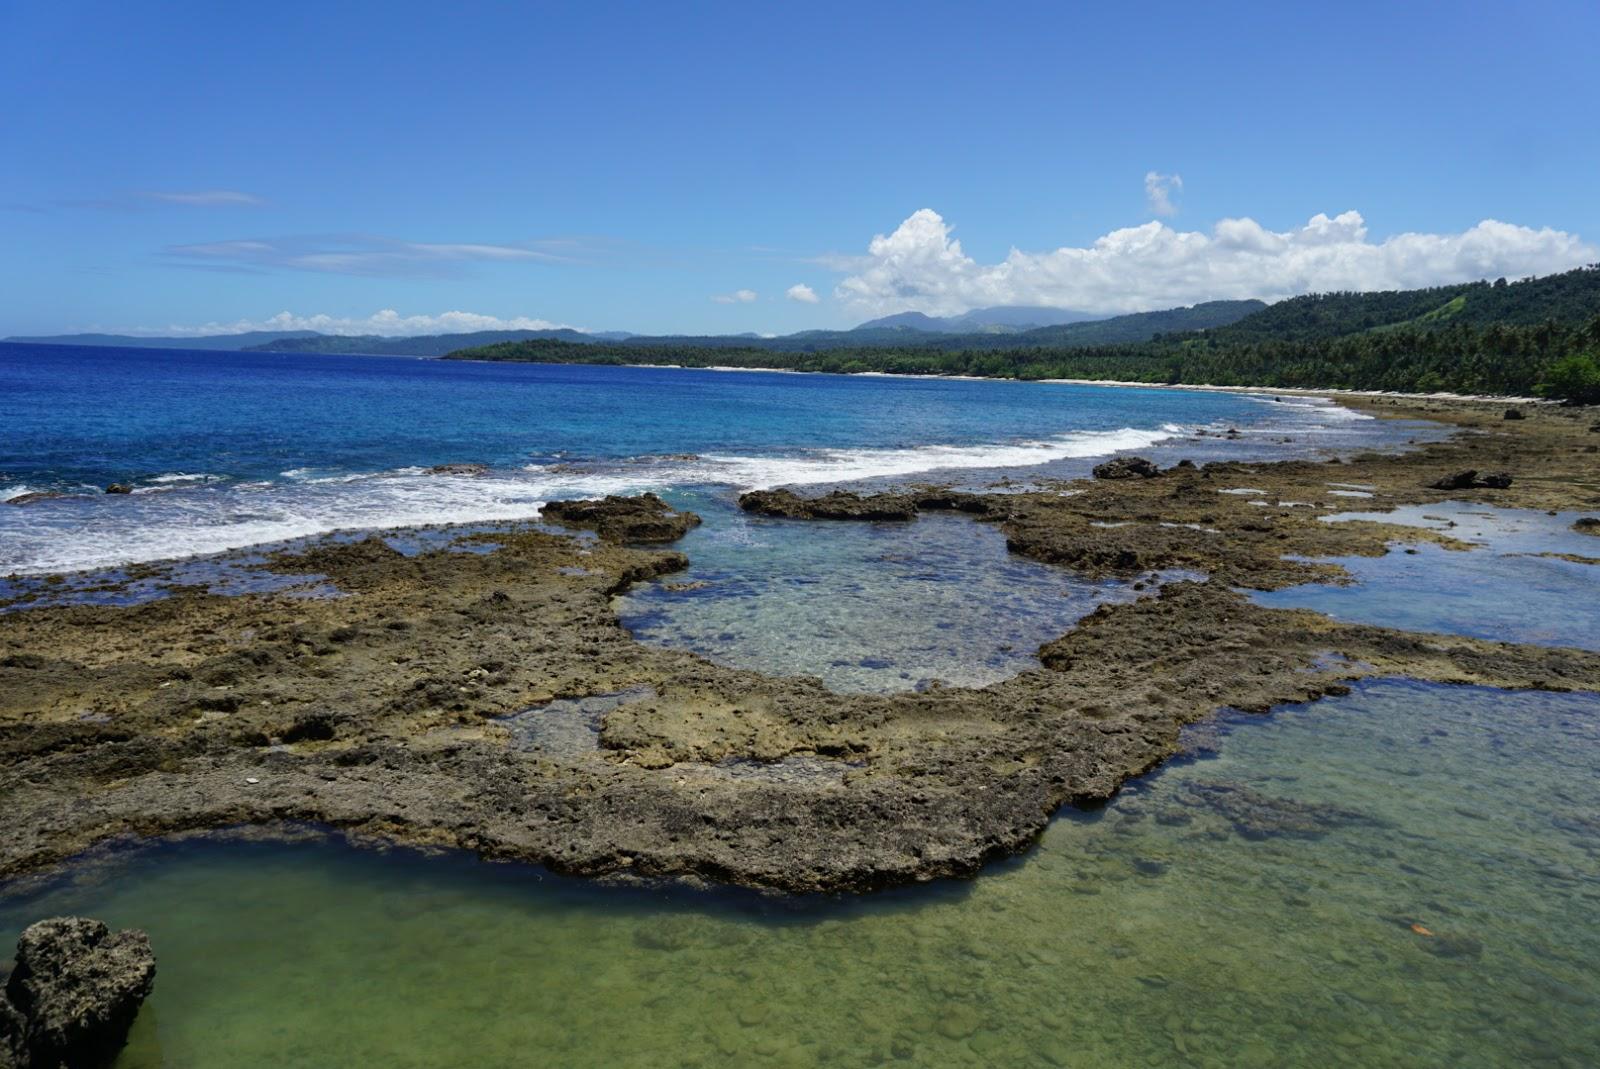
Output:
[453,353,1551,403]
[2,394,1598,894]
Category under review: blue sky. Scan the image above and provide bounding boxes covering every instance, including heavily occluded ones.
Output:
[2,0,1596,337]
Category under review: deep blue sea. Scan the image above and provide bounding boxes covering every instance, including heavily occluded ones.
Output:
[1,342,1421,575]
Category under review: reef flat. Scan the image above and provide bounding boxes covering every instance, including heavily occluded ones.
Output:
[2,396,1598,893]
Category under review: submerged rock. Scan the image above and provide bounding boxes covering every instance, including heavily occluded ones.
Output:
[737,488,918,521]
[542,493,701,543]
[0,917,155,1069]
[102,484,132,495]
[1092,456,1162,480]
[424,462,490,476]
[3,493,69,507]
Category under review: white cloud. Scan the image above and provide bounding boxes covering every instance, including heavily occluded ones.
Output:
[712,288,758,304]
[166,235,571,277]
[834,208,1597,317]
[785,283,820,303]
[139,310,575,338]
[1144,172,1182,217]
[139,190,264,207]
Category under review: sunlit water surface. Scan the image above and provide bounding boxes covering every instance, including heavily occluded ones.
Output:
[1253,501,1600,649]
[4,680,1596,1069]
[617,502,1183,692]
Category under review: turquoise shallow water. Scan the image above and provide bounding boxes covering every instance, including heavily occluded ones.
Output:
[4,680,1596,1069]
[1253,502,1600,649]
[617,501,1181,692]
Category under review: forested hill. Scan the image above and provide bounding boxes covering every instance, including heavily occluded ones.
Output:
[443,266,1600,401]
[1201,265,1600,344]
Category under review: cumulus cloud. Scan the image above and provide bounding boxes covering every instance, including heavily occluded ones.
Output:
[139,309,575,338]
[166,235,573,277]
[712,288,758,304]
[785,283,820,303]
[1144,172,1182,217]
[834,208,1597,317]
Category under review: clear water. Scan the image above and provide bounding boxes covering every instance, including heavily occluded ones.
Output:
[0,343,1428,575]
[4,679,1596,1068]
[1254,502,1600,649]
[618,500,1180,692]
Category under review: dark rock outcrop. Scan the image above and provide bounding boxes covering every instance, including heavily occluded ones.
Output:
[1428,470,1513,490]
[737,489,918,521]
[0,918,155,1069]
[1575,517,1600,536]
[425,463,489,476]
[102,485,132,495]
[1092,456,1162,480]
[541,493,701,543]
[1503,408,1526,420]
[3,494,69,507]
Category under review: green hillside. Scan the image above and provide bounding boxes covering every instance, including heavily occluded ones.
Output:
[444,267,1600,401]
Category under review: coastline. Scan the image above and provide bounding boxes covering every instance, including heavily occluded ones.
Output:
[1,394,1597,894]
[494,355,1551,404]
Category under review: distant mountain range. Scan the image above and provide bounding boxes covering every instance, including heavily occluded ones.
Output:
[2,303,1251,357]
[0,330,323,350]
[853,306,1100,333]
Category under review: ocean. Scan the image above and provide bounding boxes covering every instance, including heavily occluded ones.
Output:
[0,342,1418,576]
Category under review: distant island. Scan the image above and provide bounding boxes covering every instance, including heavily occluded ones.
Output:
[442,268,1600,403]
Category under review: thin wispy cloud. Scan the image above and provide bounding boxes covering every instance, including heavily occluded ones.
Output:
[711,288,758,304]
[165,235,577,278]
[1144,171,1183,217]
[785,283,820,303]
[123,309,577,338]
[137,190,265,207]
[835,208,1597,317]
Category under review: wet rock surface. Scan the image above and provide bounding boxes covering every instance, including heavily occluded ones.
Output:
[424,462,489,476]
[1,398,1599,893]
[0,917,155,1069]
[541,493,702,543]
[738,489,919,521]
[1092,455,1162,480]
[1428,469,1513,491]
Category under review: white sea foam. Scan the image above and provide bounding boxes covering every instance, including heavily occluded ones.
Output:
[537,426,1179,492]
[0,426,1185,575]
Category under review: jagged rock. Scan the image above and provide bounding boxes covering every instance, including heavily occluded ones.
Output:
[0,917,155,1069]
[1091,456,1162,480]
[102,485,132,495]
[541,493,701,542]
[425,463,489,476]
[737,489,918,521]
[1428,470,1513,491]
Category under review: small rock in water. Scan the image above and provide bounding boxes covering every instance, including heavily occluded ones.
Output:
[0,917,156,1069]
[1092,456,1162,480]
[104,483,133,495]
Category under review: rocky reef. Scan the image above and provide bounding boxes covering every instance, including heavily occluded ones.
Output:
[541,492,702,542]
[1,396,1598,893]
[0,918,155,1069]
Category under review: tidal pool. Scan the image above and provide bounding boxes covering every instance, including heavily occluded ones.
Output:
[617,501,1172,692]
[1253,502,1600,649]
[4,679,1596,1068]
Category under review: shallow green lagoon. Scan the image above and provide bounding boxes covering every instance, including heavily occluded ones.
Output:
[4,680,1596,1068]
